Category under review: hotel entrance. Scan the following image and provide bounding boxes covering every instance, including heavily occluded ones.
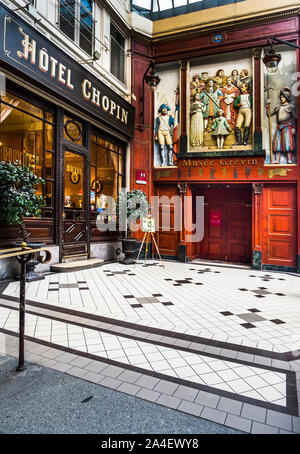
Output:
[63,150,87,257]
[194,184,252,264]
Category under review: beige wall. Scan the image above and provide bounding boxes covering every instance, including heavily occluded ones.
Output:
[152,0,300,38]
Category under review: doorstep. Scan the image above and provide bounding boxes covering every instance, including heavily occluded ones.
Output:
[50,258,104,273]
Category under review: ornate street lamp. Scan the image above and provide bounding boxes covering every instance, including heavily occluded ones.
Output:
[263,41,282,74]
[263,36,300,74]
[140,59,161,128]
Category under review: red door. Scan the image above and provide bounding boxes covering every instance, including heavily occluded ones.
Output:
[262,186,297,268]
[197,185,252,263]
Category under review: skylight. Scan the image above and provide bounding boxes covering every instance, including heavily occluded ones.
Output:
[131,0,245,21]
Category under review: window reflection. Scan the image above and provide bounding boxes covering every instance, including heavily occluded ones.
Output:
[64,151,85,220]
[90,134,124,225]
[0,92,55,218]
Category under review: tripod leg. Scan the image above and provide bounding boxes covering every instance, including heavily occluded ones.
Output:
[144,233,149,263]
[151,233,165,269]
[135,233,147,267]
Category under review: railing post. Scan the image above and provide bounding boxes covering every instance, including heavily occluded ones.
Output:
[16,242,28,372]
[0,245,51,372]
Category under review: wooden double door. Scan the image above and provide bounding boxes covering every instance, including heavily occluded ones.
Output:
[196,185,252,264]
[62,149,87,257]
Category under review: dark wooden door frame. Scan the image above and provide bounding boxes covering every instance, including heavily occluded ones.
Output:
[195,184,252,264]
[62,147,88,258]
[56,111,91,262]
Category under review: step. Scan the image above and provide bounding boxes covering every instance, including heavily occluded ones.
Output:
[62,254,88,264]
[190,259,251,270]
[51,258,104,273]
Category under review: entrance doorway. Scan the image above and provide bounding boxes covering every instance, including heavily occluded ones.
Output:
[62,150,87,257]
[195,184,252,264]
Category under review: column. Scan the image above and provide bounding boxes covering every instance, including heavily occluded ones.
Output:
[252,183,263,270]
[253,48,263,150]
[177,183,187,262]
[179,60,188,154]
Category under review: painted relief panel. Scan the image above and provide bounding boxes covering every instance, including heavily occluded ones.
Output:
[154,64,180,167]
[264,46,297,165]
[189,51,253,152]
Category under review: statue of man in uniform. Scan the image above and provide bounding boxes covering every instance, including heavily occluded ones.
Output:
[234,83,252,146]
[266,87,297,164]
[155,104,175,166]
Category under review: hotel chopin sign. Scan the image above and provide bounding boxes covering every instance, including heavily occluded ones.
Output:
[0,5,134,137]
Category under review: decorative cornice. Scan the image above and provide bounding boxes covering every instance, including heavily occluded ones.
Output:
[150,8,300,43]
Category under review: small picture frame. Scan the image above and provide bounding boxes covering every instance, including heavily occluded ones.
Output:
[142,217,155,233]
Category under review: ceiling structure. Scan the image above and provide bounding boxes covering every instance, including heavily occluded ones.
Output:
[131,0,244,21]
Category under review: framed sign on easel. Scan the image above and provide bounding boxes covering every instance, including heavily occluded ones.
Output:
[134,217,164,268]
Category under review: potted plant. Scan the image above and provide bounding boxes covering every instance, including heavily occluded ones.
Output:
[116,189,150,264]
[0,161,45,281]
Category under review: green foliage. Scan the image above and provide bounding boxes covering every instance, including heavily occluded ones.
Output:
[0,161,44,226]
[116,189,150,220]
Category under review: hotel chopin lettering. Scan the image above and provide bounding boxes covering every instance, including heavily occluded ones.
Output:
[15,28,129,127]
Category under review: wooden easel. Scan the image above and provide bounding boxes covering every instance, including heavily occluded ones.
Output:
[134,232,165,268]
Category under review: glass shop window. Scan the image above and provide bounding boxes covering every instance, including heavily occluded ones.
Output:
[90,133,124,226]
[0,92,55,219]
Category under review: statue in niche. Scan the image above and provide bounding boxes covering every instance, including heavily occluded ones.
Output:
[212,69,227,87]
[155,104,175,167]
[190,93,206,147]
[266,87,297,164]
[190,75,205,100]
[201,79,223,131]
[211,109,232,149]
[220,76,240,129]
[233,82,252,146]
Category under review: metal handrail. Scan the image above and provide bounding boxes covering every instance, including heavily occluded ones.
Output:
[0,243,52,372]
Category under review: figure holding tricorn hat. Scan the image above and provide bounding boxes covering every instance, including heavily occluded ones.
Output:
[266,87,297,164]
[155,104,175,166]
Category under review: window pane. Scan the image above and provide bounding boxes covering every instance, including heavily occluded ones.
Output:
[132,0,151,8]
[64,151,84,209]
[110,24,125,83]
[1,93,43,119]
[0,96,54,218]
[44,181,54,207]
[0,105,43,174]
[91,142,97,166]
[118,175,123,192]
[158,0,173,11]
[45,123,53,151]
[174,0,187,5]
[80,0,93,56]
[45,152,53,179]
[59,0,75,42]
[45,112,54,123]
[118,154,123,175]
[36,181,43,198]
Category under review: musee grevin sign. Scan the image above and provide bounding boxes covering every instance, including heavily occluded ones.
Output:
[0,4,134,137]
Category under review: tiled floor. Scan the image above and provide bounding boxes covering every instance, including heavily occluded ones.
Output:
[1,260,300,434]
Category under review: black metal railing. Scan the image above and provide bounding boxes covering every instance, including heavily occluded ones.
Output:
[0,245,51,372]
